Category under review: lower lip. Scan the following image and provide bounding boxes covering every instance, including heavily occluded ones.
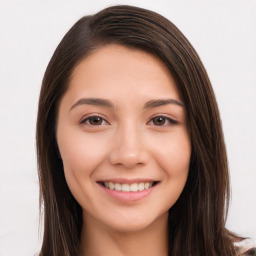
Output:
[98,184,155,202]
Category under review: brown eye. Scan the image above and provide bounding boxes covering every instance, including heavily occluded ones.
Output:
[88,116,103,125]
[152,116,166,126]
[81,116,107,126]
[149,116,177,126]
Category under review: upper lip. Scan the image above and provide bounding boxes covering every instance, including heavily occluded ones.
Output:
[97,178,159,184]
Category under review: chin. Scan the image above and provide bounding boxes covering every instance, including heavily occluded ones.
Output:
[102,211,168,234]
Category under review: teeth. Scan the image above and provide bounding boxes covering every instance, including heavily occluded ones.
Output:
[122,184,130,192]
[114,183,122,191]
[130,183,138,192]
[102,182,154,192]
[109,182,114,190]
[145,183,150,189]
[138,183,144,191]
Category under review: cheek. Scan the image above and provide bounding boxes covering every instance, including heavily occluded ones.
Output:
[152,131,191,211]
[152,129,191,176]
[58,126,109,172]
[56,127,110,202]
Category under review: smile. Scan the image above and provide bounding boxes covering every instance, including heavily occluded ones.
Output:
[102,181,154,192]
[97,180,159,202]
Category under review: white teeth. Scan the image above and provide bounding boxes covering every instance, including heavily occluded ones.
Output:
[122,184,130,192]
[145,183,150,189]
[109,182,115,190]
[130,183,138,192]
[138,183,144,191]
[114,183,122,191]
[102,182,154,192]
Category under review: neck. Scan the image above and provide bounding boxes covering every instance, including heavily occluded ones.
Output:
[80,212,169,256]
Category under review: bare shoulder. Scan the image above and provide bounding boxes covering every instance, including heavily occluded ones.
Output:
[234,239,256,256]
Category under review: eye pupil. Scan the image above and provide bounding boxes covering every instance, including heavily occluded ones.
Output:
[88,117,102,125]
[153,117,166,126]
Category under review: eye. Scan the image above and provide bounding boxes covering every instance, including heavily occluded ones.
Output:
[149,116,177,126]
[81,116,108,126]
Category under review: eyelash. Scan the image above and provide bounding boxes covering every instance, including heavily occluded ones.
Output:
[80,115,177,127]
[80,115,109,126]
[148,115,178,126]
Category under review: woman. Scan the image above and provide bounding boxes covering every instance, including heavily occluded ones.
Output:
[36,5,255,256]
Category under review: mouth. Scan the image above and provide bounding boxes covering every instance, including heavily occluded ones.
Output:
[97,181,159,192]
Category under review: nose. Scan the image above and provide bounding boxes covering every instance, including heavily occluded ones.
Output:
[108,124,149,169]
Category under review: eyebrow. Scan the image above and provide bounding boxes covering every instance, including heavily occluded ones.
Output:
[143,99,184,109]
[69,98,114,111]
[69,97,184,111]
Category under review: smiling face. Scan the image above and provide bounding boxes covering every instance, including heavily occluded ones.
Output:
[56,44,191,233]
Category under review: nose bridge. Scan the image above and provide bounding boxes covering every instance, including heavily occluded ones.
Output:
[109,120,148,168]
[121,120,140,147]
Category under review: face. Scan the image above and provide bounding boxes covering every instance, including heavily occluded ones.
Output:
[56,44,191,233]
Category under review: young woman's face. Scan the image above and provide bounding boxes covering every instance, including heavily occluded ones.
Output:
[56,44,191,232]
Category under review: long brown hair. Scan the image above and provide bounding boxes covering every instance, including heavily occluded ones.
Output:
[36,5,238,255]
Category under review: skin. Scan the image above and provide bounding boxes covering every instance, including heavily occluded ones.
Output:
[56,44,191,256]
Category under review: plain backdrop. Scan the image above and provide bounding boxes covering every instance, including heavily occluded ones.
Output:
[0,0,255,255]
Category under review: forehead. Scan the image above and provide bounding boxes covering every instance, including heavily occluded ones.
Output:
[64,44,182,106]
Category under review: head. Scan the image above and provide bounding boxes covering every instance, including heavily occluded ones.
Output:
[37,5,233,255]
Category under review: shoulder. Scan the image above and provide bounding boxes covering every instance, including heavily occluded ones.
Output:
[234,239,256,256]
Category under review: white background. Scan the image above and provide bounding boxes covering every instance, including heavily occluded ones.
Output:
[0,0,255,255]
